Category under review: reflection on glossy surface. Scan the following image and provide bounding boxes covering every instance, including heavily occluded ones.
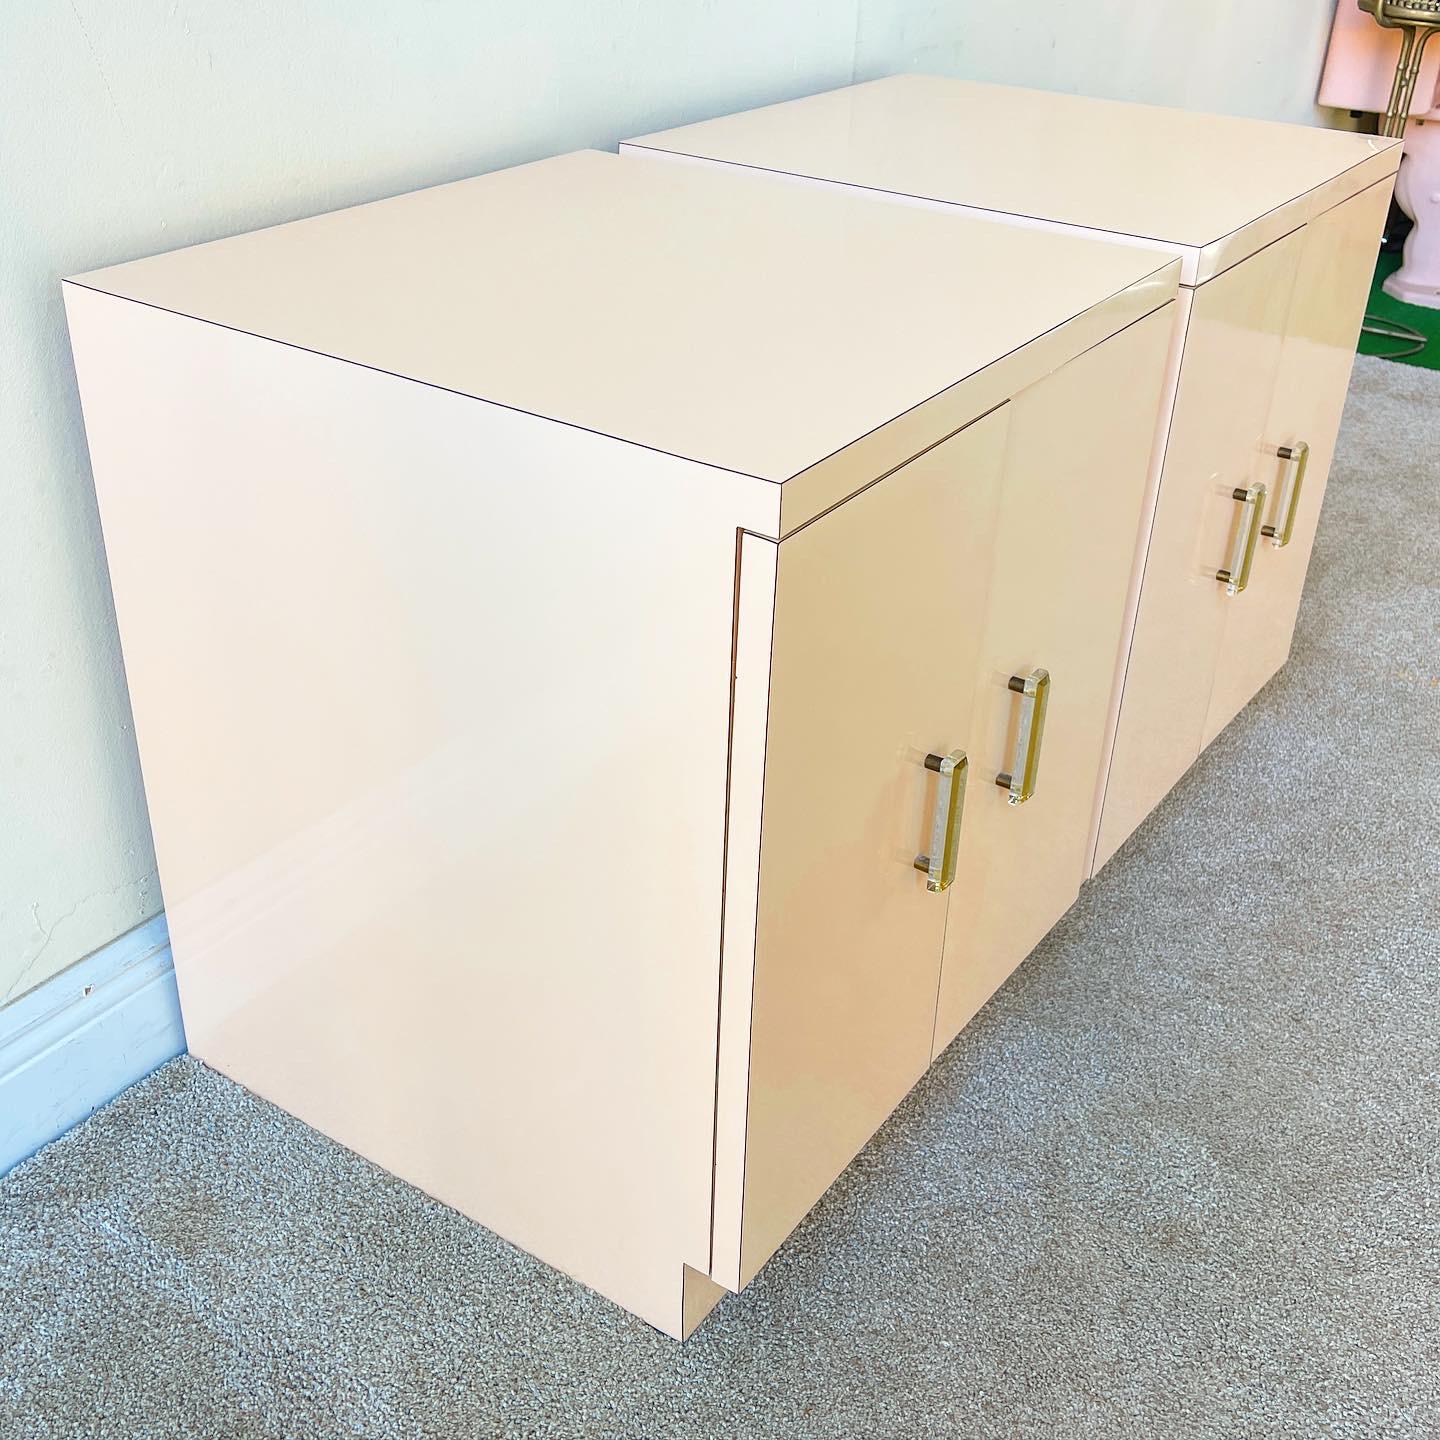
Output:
[628,75,1399,282]
[73,148,1171,486]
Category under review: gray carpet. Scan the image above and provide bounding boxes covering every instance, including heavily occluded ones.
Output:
[3,355,1437,1440]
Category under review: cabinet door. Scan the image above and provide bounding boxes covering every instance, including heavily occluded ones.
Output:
[1094,232,1302,870]
[934,307,1171,1053]
[732,412,1007,1288]
[1202,180,1392,744]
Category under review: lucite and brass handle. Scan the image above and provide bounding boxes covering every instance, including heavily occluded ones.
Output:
[995,668,1050,807]
[914,748,968,893]
[1262,441,1309,548]
[1217,482,1267,596]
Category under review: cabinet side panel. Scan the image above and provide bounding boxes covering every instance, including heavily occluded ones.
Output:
[63,286,775,1337]
[1086,289,1192,876]
[710,532,777,1292]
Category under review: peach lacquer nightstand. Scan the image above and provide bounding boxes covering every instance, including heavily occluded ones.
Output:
[65,149,1177,1336]
[626,77,1399,880]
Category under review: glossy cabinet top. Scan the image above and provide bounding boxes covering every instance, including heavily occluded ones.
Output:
[626,76,1401,285]
[69,149,1175,482]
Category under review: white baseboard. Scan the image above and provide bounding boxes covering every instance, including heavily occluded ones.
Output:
[0,913,185,1176]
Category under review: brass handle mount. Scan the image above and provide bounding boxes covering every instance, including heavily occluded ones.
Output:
[914,748,968,893]
[995,667,1050,807]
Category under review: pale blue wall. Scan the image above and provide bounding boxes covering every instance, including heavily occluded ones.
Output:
[0,0,860,1005]
[0,0,1345,1007]
[858,0,1346,126]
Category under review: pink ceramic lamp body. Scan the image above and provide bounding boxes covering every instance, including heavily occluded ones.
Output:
[1321,0,1440,306]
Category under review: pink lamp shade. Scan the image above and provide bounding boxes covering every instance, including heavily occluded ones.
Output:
[1319,0,1440,120]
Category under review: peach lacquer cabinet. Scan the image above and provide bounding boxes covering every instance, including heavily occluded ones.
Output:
[626,77,1400,871]
[65,150,1179,1335]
